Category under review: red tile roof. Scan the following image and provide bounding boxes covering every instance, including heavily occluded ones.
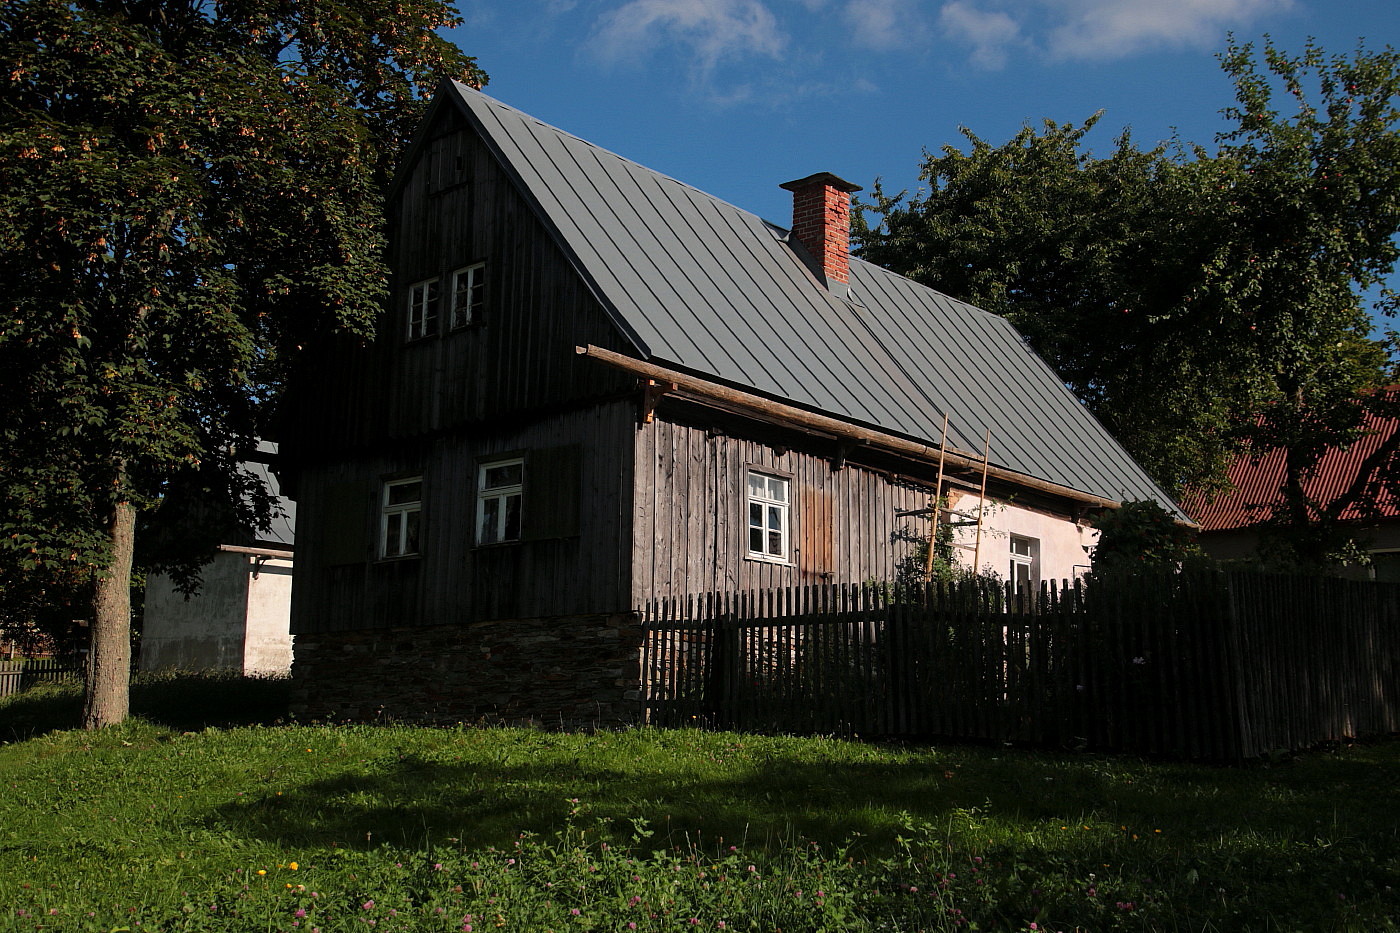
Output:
[1184,395,1400,532]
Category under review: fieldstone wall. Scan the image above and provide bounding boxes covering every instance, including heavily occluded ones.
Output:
[289,612,644,727]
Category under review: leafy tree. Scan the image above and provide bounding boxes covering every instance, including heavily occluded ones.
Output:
[0,0,484,728]
[1213,40,1400,568]
[1089,501,1205,574]
[855,38,1400,568]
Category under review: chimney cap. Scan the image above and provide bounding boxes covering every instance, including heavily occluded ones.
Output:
[779,172,862,194]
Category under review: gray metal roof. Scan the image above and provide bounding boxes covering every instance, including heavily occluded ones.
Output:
[449,83,1182,516]
[247,441,295,547]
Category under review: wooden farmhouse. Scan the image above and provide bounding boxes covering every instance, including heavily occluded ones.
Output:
[281,83,1183,724]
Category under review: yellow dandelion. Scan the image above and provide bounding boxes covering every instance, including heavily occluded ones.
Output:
[289,862,299,871]
[257,869,267,876]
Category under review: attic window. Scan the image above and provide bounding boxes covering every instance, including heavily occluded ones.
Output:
[450,263,485,328]
[406,277,439,340]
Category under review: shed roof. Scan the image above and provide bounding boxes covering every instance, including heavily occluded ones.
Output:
[446,83,1181,516]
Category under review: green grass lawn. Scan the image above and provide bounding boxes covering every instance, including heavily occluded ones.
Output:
[1,677,1397,931]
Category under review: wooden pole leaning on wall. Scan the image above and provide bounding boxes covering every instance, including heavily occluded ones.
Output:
[971,429,992,576]
[924,413,950,582]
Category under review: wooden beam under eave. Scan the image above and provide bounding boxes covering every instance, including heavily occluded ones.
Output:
[575,344,1125,512]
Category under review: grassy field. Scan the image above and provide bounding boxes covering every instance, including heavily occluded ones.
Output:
[1,677,1397,932]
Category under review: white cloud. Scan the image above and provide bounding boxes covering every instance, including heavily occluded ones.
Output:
[935,0,1292,67]
[590,0,787,77]
[843,0,930,52]
[1044,0,1292,60]
[938,0,1025,69]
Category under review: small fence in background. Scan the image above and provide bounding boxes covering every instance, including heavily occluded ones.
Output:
[640,571,1400,761]
[0,658,84,698]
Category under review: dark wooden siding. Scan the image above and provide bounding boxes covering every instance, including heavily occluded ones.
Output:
[287,106,643,635]
[292,400,636,634]
[631,406,929,602]
[287,114,634,457]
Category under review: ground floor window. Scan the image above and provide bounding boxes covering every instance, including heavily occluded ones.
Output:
[747,470,790,561]
[1009,535,1039,595]
[381,477,422,558]
[477,459,523,545]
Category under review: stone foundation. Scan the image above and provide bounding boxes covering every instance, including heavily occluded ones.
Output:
[289,612,644,727]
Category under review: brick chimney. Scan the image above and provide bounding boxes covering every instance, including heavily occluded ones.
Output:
[780,172,862,293]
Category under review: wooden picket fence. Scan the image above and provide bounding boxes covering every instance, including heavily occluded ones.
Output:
[0,657,84,698]
[640,570,1400,761]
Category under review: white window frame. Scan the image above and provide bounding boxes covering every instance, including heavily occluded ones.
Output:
[746,470,791,563]
[406,277,439,341]
[1009,535,1039,596]
[450,262,485,329]
[380,477,422,559]
[476,458,523,545]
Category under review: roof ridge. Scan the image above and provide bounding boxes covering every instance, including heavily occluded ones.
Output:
[451,82,787,227]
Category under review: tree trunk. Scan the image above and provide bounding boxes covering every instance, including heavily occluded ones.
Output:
[82,495,135,730]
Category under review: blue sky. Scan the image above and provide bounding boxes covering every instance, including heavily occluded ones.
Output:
[450,0,1400,319]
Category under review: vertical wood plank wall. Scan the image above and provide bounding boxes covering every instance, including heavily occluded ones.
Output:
[288,116,634,457]
[292,399,636,634]
[632,408,931,601]
[290,111,642,635]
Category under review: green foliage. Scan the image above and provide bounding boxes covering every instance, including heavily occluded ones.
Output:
[894,496,965,591]
[1090,501,1206,573]
[0,721,1397,930]
[854,38,1400,533]
[0,0,484,708]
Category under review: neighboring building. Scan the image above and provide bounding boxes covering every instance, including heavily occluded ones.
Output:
[139,447,295,675]
[1184,399,1400,580]
[280,84,1181,723]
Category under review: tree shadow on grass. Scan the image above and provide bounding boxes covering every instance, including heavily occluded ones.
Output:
[199,731,1400,853]
[200,732,1400,931]
[0,672,289,741]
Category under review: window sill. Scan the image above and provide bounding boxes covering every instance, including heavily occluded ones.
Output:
[745,552,793,567]
[375,553,421,563]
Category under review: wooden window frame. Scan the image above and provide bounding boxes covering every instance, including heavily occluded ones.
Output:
[405,277,439,341]
[745,468,792,564]
[380,476,423,559]
[1009,534,1039,595]
[449,262,486,329]
[476,457,524,546]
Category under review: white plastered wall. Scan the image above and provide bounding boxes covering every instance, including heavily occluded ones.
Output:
[141,551,293,675]
[945,491,1097,585]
